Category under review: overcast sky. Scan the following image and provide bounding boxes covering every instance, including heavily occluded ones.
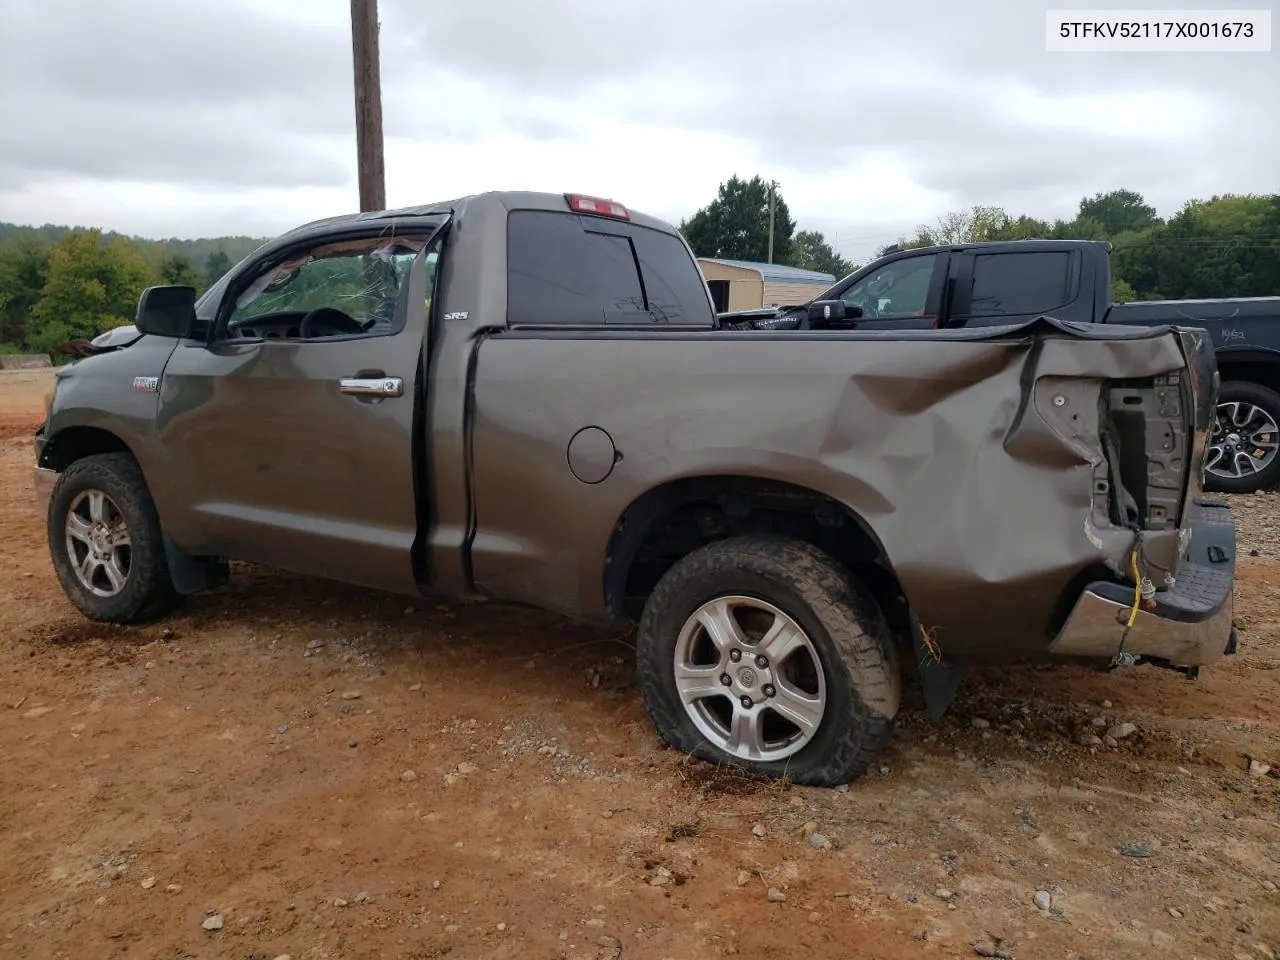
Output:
[0,0,1276,260]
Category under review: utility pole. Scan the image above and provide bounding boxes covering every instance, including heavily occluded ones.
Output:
[766,180,777,264]
[350,0,385,212]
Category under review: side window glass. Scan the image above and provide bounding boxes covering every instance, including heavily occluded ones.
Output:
[507,211,713,326]
[507,212,644,325]
[840,254,937,319]
[630,230,714,326]
[969,252,1071,317]
[225,235,431,340]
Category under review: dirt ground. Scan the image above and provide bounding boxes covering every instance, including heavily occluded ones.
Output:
[2,368,1278,960]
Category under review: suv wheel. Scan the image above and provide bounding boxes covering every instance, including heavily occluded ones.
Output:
[636,536,901,786]
[47,453,182,623]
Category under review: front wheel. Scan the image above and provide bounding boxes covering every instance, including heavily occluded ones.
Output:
[47,453,182,623]
[635,536,901,787]
[1205,381,1280,493]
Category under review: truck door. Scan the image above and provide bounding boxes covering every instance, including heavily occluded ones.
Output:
[945,248,1082,328]
[154,223,445,596]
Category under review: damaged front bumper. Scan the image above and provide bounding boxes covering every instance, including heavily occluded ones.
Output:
[1051,498,1236,667]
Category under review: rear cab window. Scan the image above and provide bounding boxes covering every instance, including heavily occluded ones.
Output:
[506,211,713,327]
[967,251,1073,318]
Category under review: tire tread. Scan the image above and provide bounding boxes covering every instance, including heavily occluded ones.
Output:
[636,535,900,786]
[47,453,182,624]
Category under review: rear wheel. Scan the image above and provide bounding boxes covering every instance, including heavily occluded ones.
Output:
[47,453,182,623]
[1205,381,1280,493]
[636,536,901,786]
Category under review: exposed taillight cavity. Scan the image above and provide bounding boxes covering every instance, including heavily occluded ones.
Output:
[566,194,630,220]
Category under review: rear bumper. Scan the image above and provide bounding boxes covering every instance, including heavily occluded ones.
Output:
[34,466,57,519]
[1050,499,1236,667]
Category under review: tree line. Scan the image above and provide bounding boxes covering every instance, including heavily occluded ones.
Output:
[680,178,1280,303]
[0,223,263,355]
[2,184,1277,356]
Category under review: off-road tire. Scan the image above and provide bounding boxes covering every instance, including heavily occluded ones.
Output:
[47,453,183,623]
[1204,381,1280,494]
[636,536,901,786]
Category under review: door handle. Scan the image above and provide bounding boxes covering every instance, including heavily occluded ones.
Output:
[339,377,403,398]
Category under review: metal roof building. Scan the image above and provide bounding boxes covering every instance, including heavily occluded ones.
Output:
[697,258,836,312]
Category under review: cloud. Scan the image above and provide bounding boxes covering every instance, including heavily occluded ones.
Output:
[0,0,355,188]
[0,0,1275,259]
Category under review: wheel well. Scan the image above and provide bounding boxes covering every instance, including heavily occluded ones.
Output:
[605,476,911,638]
[40,427,132,471]
[1217,360,1280,397]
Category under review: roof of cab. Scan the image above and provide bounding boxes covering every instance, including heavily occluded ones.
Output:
[283,191,679,240]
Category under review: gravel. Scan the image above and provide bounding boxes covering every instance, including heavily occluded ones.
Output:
[1106,722,1138,741]
[1119,843,1157,858]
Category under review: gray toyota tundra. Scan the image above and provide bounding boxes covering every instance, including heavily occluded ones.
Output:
[32,191,1238,786]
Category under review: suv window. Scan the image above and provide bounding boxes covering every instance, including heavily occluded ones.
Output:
[969,251,1071,317]
[507,211,712,326]
[840,253,937,319]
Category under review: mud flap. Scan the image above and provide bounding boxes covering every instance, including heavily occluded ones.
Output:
[163,534,230,595]
[911,620,965,720]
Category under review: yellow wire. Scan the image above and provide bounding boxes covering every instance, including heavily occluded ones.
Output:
[1124,548,1142,629]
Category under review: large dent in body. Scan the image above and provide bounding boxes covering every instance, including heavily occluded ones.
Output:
[467,317,1199,658]
[812,323,1187,651]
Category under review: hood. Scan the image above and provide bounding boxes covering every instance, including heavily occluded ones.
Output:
[59,324,146,359]
[90,324,144,350]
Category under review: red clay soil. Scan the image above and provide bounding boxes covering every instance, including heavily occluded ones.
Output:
[2,370,1277,960]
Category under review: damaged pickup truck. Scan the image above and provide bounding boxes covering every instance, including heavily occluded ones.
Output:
[33,191,1237,786]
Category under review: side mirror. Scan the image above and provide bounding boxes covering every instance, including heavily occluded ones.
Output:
[806,300,863,325]
[135,285,196,339]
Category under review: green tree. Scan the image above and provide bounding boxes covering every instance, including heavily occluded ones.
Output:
[1110,194,1280,301]
[27,230,152,353]
[204,249,233,287]
[0,238,50,347]
[990,215,1054,240]
[1078,189,1161,236]
[902,205,1013,248]
[680,175,797,264]
[792,230,855,278]
[159,253,201,288]
[1049,215,1110,241]
[1110,227,1165,299]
